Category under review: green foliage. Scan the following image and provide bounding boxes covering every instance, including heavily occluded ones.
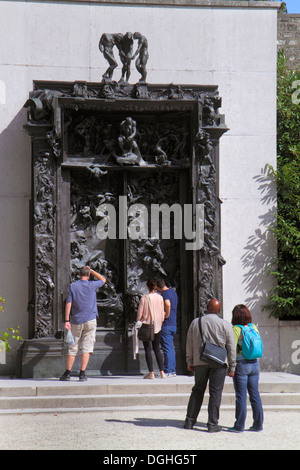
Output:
[265,51,300,319]
[0,295,23,353]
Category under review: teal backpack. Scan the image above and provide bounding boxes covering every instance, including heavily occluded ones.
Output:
[236,323,263,360]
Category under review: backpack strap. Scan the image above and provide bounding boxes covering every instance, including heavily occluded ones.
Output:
[235,324,257,339]
[235,324,254,331]
[235,324,247,340]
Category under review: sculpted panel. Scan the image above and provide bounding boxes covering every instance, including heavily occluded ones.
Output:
[24,76,227,344]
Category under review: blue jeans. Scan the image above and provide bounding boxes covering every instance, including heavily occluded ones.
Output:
[233,360,264,431]
[160,325,176,374]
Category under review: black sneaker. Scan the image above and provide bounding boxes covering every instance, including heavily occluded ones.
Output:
[59,371,71,381]
[183,418,195,429]
[208,425,222,433]
[79,371,87,382]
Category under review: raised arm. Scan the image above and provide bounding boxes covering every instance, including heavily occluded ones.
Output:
[89,268,106,284]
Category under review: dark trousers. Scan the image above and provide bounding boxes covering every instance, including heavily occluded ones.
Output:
[143,331,164,372]
[186,364,227,430]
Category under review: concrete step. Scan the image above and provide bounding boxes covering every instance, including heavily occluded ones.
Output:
[2,391,300,412]
[1,379,300,397]
[1,373,300,413]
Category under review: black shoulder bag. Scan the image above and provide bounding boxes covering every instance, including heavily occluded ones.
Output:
[198,316,227,367]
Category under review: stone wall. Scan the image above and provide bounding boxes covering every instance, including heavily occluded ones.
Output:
[278,13,300,69]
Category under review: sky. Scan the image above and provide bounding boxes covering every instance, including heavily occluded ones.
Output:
[283,0,300,13]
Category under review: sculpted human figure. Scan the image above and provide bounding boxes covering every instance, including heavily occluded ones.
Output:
[99,32,148,83]
[99,33,123,80]
[117,117,146,166]
[118,32,134,83]
[132,32,149,82]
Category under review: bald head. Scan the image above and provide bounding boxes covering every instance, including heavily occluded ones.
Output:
[207,298,221,314]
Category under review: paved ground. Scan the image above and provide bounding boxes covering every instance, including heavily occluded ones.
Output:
[1,372,300,451]
[0,408,299,451]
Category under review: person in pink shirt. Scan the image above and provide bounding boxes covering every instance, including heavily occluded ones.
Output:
[137,279,165,379]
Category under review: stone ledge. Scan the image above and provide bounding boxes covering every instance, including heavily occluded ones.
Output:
[38,0,282,9]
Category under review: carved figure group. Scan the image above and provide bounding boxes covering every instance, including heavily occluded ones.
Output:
[99,32,149,83]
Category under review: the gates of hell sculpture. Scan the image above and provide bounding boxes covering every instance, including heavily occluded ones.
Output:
[18,38,228,377]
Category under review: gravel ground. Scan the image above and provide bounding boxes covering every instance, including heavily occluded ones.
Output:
[0,408,299,451]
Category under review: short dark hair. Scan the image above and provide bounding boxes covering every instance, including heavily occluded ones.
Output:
[231,304,252,325]
[80,266,90,278]
[156,279,166,289]
[147,279,157,291]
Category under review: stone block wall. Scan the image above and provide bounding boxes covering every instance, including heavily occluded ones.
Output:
[278,13,300,69]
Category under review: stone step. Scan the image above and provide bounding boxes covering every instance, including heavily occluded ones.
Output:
[1,391,300,412]
[1,375,300,413]
[1,380,300,397]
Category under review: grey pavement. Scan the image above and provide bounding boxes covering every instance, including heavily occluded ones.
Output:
[1,372,300,451]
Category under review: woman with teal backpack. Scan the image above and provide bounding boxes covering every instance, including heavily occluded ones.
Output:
[230,304,264,433]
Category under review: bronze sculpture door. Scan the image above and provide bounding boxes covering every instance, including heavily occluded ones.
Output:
[69,165,192,374]
[22,81,227,378]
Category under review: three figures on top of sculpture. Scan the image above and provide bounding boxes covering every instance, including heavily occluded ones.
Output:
[99,32,149,83]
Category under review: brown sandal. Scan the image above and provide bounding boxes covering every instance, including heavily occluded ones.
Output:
[144,372,155,379]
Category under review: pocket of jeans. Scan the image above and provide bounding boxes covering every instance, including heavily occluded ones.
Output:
[236,362,249,375]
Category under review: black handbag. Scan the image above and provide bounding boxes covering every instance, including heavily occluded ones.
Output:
[198,316,227,367]
[138,295,155,342]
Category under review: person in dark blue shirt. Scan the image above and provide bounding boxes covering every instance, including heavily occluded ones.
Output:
[60,266,106,382]
[156,279,178,377]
